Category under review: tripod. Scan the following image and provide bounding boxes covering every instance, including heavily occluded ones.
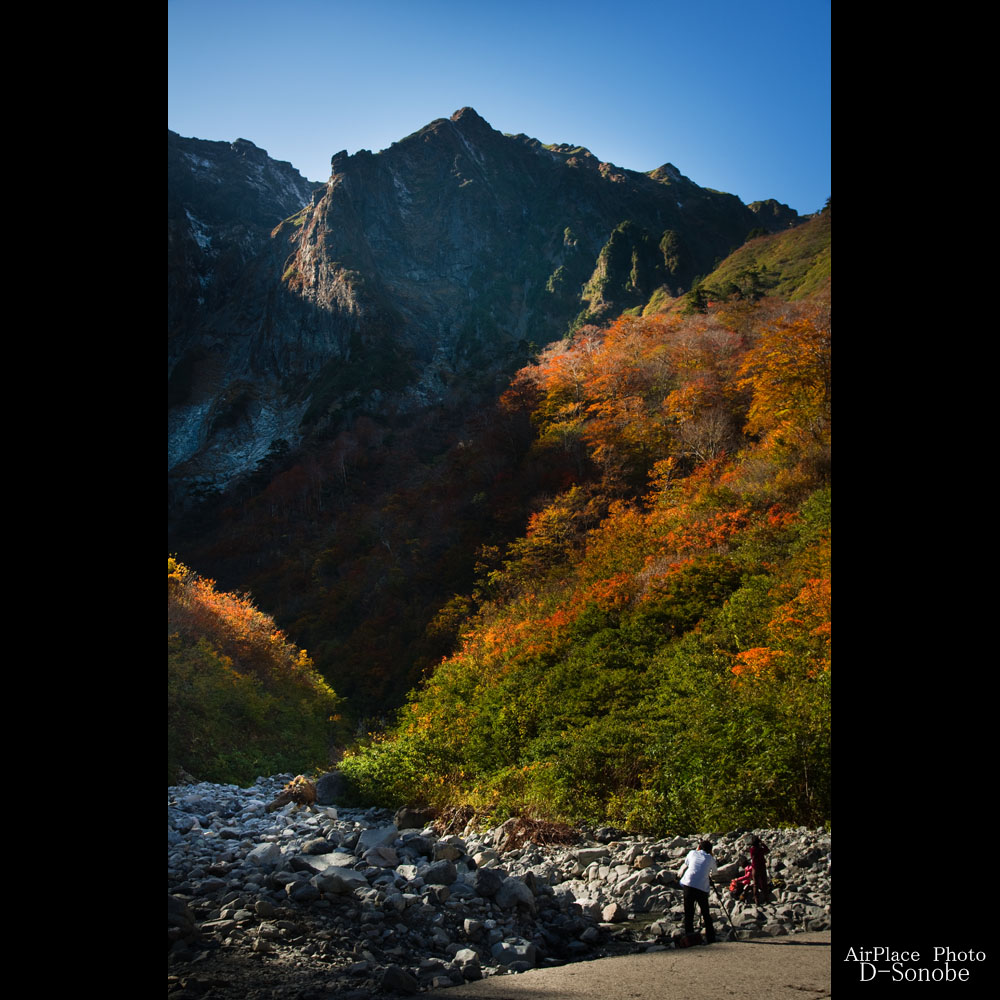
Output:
[711,879,739,941]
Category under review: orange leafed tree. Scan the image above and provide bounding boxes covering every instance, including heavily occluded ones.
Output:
[736,310,831,449]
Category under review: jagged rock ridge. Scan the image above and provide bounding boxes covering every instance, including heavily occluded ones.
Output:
[168,108,799,505]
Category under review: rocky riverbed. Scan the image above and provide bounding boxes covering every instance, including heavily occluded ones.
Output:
[168,774,831,998]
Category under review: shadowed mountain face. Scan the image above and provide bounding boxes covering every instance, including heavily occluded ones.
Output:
[168,108,796,508]
[168,131,320,348]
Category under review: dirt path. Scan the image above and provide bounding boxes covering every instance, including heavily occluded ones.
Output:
[437,932,832,1000]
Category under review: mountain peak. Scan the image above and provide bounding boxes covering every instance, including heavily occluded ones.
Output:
[450,106,485,124]
[231,138,269,164]
[170,111,785,502]
[649,162,684,183]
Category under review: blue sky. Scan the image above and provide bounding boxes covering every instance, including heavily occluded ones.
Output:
[168,0,830,215]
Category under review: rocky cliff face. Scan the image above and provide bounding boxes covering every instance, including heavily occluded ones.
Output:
[168,109,797,508]
[748,198,803,231]
[168,132,322,499]
[168,131,319,347]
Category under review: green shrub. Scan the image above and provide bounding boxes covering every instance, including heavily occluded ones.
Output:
[168,559,345,785]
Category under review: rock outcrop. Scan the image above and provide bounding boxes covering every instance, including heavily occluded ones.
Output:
[168,130,320,350]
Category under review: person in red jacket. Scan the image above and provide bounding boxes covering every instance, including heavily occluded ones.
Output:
[749,836,770,903]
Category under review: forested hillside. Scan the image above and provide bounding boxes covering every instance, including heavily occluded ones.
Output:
[168,194,831,835]
[168,558,347,784]
[689,200,830,305]
[338,288,830,833]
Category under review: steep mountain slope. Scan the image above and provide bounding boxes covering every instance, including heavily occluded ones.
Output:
[168,110,828,724]
[339,296,831,832]
[168,108,798,508]
[168,132,321,499]
[695,201,830,303]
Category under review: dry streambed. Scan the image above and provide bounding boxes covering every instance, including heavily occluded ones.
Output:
[168,774,830,998]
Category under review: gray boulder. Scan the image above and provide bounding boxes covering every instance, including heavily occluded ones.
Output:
[285,881,320,903]
[448,881,477,899]
[401,834,435,857]
[714,861,744,882]
[574,847,610,865]
[474,867,504,898]
[453,948,482,980]
[382,965,419,994]
[357,825,398,854]
[363,844,400,867]
[306,850,358,871]
[496,876,535,913]
[422,860,458,886]
[315,771,350,805]
[434,841,464,861]
[312,867,369,894]
[492,937,537,967]
[247,843,281,867]
[394,804,437,829]
[301,837,337,855]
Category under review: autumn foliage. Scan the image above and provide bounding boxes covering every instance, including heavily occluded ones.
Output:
[341,296,831,832]
[169,281,831,830]
[168,558,345,785]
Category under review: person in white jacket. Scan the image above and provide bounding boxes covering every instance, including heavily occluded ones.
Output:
[678,840,718,943]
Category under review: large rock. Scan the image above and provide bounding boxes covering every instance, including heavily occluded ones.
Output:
[363,844,400,867]
[246,843,281,867]
[474,868,504,898]
[496,876,535,913]
[422,860,458,886]
[382,965,419,994]
[315,771,350,805]
[574,897,603,920]
[434,841,464,862]
[357,825,398,853]
[401,835,435,857]
[574,847,610,865]
[714,861,744,882]
[285,881,320,903]
[306,850,359,871]
[312,867,369,894]
[178,793,218,813]
[301,837,337,855]
[492,937,537,967]
[394,804,436,829]
[453,948,482,980]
